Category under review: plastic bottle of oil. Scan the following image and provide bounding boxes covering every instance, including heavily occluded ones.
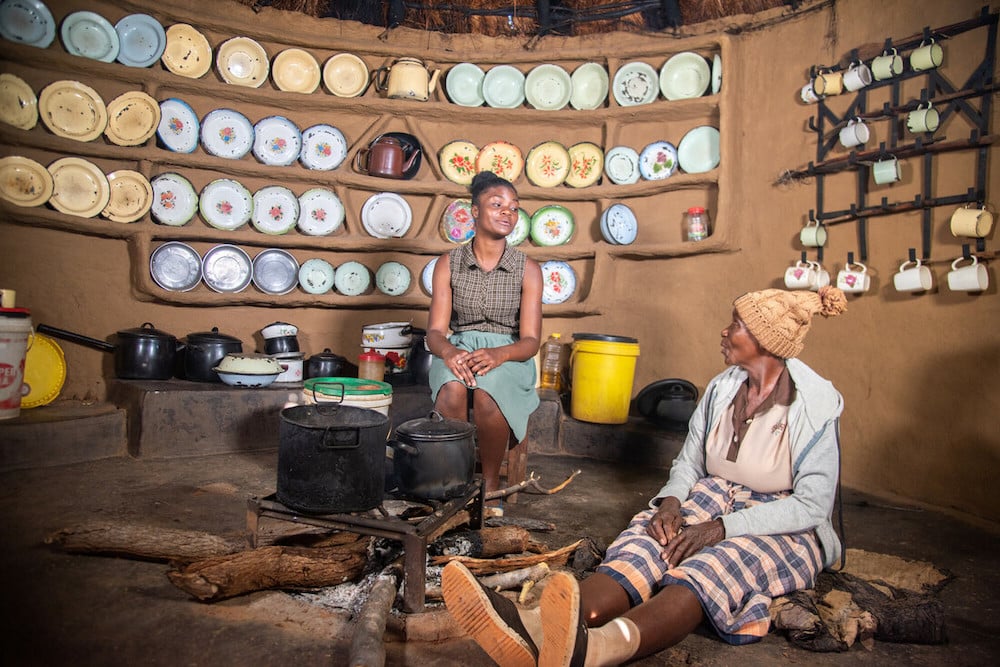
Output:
[539,333,566,391]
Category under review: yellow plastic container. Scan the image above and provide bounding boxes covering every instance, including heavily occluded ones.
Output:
[570,334,640,424]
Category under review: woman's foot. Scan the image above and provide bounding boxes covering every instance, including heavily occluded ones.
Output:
[441,560,538,667]
[538,570,587,667]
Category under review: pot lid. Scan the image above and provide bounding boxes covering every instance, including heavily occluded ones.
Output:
[396,411,475,441]
[281,403,388,429]
[573,332,638,343]
[117,321,175,339]
[309,348,347,361]
[187,326,241,343]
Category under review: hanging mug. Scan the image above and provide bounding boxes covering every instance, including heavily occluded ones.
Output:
[872,155,901,185]
[801,81,821,104]
[839,117,870,148]
[809,261,831,291]
[893,259,933,293]
[800,219,827,247]
[950,204,994,238]
[872,48,903,80]
[812,70,843,96]
[907,102,940,134]
[843,61,873,92]
[946,255,989,292]
[837,261,871,293]
[784,260,817,290]
[911,39,944,72]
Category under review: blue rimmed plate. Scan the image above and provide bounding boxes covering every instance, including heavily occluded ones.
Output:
[530,205,574,247]
[638,140,678,180]
[604,146,640,185]
[199,178,252,231]
[252,115,301,167]
[200,108,253,160]
[252,248,299,295]
[612,61,659,106]
[156,97,199,153]
[150,172,198,226]
[251,185,299,235]
[540,260,576,305]
[677,125,720,173]
[297,187,344,236]
[421,257,437,295]
[601,203,638,245]
[0,0,56,48]
[114,13,165,67]
[60,11,119,63]
[299,123,348,171]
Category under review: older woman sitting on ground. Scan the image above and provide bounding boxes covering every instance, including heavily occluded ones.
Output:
[443,286,848,667]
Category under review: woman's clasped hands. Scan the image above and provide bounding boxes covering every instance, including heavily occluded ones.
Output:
[646,497,726,568]
[443,347,506,387]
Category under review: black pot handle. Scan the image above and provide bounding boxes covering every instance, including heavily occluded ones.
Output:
[313,382,346,410]
[387,439,419,456]
[36,324,116,352]
[321,426,360,450]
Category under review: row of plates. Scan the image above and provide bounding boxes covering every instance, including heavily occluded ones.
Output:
[419,257,576,305]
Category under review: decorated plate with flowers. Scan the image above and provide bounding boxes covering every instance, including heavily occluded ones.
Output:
[299,123,347,171]
[251,185,299,235]
[476,140,523,183]
[540,260,576,304]
[565,142,604,188]
[252,115,301,166]
[439,139,479,186]
[200,108,253,160]
[150,172,197,226]
[525,141,570,188]
[638,140,678,180]
[507,207,530,246]
[156,97,199,153]
[530,205,574,247]
[199,178,252,231]
[297,187,344,236]
[440,198,475,244]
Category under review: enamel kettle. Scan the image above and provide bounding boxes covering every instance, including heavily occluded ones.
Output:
[354,135,421,179]
[373,57,441,101]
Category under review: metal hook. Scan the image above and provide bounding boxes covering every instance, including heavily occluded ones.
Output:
[848,251,855,265]
[908,247,917,262]
[962,244,971,259]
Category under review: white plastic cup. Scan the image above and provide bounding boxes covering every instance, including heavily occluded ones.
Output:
[809,261,831,291]
[0,312,32,420]
[947,256,989,292]
[893,259,933,293]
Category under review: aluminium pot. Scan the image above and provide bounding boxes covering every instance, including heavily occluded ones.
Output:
[388,411,476,501]
[36,322,180,380]
[277,403,390,514]
[183,327,243,382]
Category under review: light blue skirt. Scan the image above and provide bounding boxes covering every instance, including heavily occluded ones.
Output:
[428,331,539,442]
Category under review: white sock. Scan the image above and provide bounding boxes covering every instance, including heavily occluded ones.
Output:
[585,617,641,667]
[517,605,544,647]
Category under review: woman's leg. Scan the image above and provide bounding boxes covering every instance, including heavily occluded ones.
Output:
[579,572,631,626]
[472,388,511,495]
[623,584,703,657]
[434,380,468,422]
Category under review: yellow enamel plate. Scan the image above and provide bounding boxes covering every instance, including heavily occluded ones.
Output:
[565,142,604,188]
[322,53,369,97]
[272,48,320,93]
[38,80,107,142]
[525,141,570,188]
[439,139,479,186]
[475,140,523,183]
[102,169,153,223]
[0,73,38,130]
[47,157,111,218]
[0,156,53,207]
[161,23,212,78]
[104,90,160,146]
[216,36,269,88]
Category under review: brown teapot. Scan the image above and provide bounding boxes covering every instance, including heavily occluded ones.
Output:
[354,136,421,179]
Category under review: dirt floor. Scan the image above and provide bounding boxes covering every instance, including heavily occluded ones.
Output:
[1,450,998,666]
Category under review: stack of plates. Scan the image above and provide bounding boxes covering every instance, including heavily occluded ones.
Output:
[297,187,344,236]
[540,261,576,305]
[570,63,608,110]
[600,203,638,245]
[482,65,525,109]
[252,248,299,295]
[271,48,320,94]
[0,0,56,48]
[298,258,335,294]
[104,91,160,146]
[60,11,119,63]
[156,98,199,153]
[252,115,301,166]
[677,126,720,173]
[251,185,299,235]
[613,62,659,106]
[446,62,485,107]
[299,123,348,171]
[47,157,110,218]
[525,141,570,187]
[161,24,212,79]
[199,178,252,231]
[530,205,574,246]
[38,80,107,142]
[638,140,678,180]
[659,51,711,100]
[565,142,604,188]
[150,172,198,226]
[323,53,369,97]
[0,155,52,207]
[440,198,475,244]
[375,261,411,296]
[216,36,269,88]
[114,14,166,68]
[476,141,523,183]
[439,139,479,186]
[202,244,253,293]
[0,73,38,130]
[150,241,202,292]
[525,64,572,111]
[200,108,253,159]
[102,169,153,223]
[361,192,411,238]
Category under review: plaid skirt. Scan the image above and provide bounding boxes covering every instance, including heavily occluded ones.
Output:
[596,475,823,645]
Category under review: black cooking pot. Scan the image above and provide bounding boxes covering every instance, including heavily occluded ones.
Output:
[635,378,699,431]
[388,411,476,501]
[264,335,299,355]
[277,403,390,514]
[36,322,180,380]
[305,348,348,379]
[183,327,243,382]
[408,328,431,386]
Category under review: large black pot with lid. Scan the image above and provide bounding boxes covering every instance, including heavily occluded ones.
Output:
[35,322,180,380]
[305,348,349,379]
[183,327,243,382]
[388,411,476,501]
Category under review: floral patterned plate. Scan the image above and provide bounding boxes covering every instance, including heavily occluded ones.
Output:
[638,140,678,180]
[440,198,475,244]
[530,204,575,246]
[476,140,523,183]
[0,155,52,207]
[612,61,659,106]
[252,115,301,166]
[506,207,530,246]
[252,248,299,295]
[102,169,152,223]
[150,172,198,226]
[439,139,479,186]
[104,90,160,146]
[297,187,344,236]
[525,141,570,187]
[199,178,252,231]
[565,142,604,188]
[540,260,576,305]
[46,157,110,218]
[38,80,107,142]
[200,108,253,160]
[156,97,199,153]
[299,123,348,171]
[251,185,299,235]
[0,72,38,130]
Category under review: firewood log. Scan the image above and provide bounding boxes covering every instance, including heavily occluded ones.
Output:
[348,568,401,667]
[430,526,531,558]
[430,539,582,574]
[45,522,247,563]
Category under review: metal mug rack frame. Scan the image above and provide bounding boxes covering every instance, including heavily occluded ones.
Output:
[801,5,996,264]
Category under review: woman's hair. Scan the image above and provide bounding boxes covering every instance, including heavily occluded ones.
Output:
[470,171,516,205]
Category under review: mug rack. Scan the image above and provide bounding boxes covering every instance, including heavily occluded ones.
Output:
[797,5,997,263]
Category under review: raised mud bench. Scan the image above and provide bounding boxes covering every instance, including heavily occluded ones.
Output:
[0,402,128,472]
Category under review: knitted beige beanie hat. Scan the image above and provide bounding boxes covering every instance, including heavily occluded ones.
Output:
[733,286,848,358]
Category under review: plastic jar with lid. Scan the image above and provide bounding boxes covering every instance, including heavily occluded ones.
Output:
[358,350,386,382]
[685,207,711,242]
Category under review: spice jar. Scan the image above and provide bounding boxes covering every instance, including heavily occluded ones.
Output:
[358,350,386,382]
[685,207,711,242]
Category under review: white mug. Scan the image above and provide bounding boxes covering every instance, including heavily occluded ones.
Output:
[809,261,831,291]
[840,118,870,148]
[784,260,816,289]
[872,49,903,80]
[947,256,989,292]
[800,219,827,247]
[801,82,821,104]
[872,156,901,185]
[950,205,994,238]
[837,262,871,293]
[911,39,944,72]
[893,259,933,293]
[843,62,873,92]
[907,103,940,133]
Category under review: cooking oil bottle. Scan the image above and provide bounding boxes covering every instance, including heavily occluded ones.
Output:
[539,333,566,391]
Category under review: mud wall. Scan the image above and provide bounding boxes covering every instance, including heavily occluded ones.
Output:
[1,0,997,523]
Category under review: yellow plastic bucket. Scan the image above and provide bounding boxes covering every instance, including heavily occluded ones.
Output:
[570,334,640,424]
